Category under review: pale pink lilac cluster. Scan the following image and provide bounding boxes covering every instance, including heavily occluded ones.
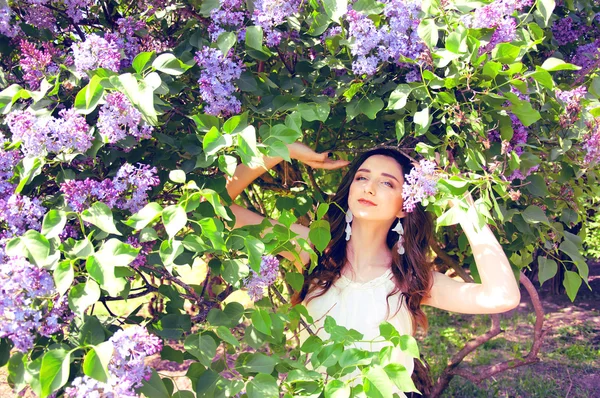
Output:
[0,257,72,352]
[463,0,533,53]
[97,92,153,144]
[194,47,244,116]
[113,163,160,213]
[345,0,426,76]
[60,162,159,213]
[251,0,301,46]
[72,33,122,73]
[0,6,20,38]
[246,255,279,301]
[19,40,59,90]
[6,109,93,157]
[209,0,248,41]
[64,325,162,398]
[402,160,438,213]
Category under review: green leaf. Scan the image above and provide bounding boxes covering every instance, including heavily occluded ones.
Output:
[82,202,122,236]
[388,84,413,110]
[79,316,105,346]
[68,280,101,317]
[237,125,263,167]
[538,257,557,287]
[245,26,271,60]
[152,53,190,75]
[346,96,384,120]
[338,348,371,368]
[522,205,549,225]
[323,0,348,21]
[203,126,233,156]
[247,373,278,398]
[207,302,244,327]
[162,205,188,238]
[251,308,272,335]
[417,18,438,48]
[563,270,581,302]
[436,206,463,227]
[200,189,231,220]
[506,94,541,126]
[40,349,71,398]
[492,43,520,63]
[217,31,236,55]
[413,107,430,133]
[132,51,155,73]
[325,380,351,398]
[20,230,50,266]
[221,259,249,286]
[309,219,331,253]
[352,0,385,14]
[244,235,265,273]
[83,341,113,383]
[384,363,418,393]
[301,335,323,353]
[54,260,74,296]
[364,366,393,398]
[216,326,241,347]
[74,75,104,114]
[169,170,186,184]
[237,352,277,375]
[123,202,163,230]
[184,334,217,367]
[540,57,579,71]
[536,0,555,27]
[41,210,67,239]
[297,102,330,122]
[139,369,171,398]
[159,239,184,268]
[398,335,419,358]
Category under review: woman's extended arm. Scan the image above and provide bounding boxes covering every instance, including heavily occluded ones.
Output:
[225,143,349,271]
[422,210,521,314]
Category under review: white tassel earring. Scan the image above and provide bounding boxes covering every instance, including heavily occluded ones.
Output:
[345,209,353,241]
[392,219,405,255]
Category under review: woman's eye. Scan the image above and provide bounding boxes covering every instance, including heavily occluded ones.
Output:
[382,181,393,187]
[356,176,366,181]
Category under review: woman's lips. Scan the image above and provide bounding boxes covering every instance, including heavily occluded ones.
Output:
[358,199,377,206]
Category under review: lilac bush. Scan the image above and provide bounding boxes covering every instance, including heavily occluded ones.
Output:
[246,255,280,301]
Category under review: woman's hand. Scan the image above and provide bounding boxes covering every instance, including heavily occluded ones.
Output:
[288,142,350,170]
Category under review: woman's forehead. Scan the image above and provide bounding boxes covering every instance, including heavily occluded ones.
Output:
[358,155,404,175]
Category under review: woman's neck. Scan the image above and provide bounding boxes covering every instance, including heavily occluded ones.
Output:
[345,219,393,274]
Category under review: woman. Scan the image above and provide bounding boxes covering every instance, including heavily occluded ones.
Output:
[226,142,521,394]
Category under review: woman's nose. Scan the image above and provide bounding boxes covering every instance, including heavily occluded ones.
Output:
[364,180,375,195]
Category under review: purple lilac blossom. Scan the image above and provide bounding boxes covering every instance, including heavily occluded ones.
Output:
[97,92,153,144]
[64,326,162,397]
[126,237,154,269]
[0,257,70,352]
[209,0,248,41]
[584,119,600,165]
[0,194,45,237]
[402,160,438,213]
[72,34,121,73]
[251,0,301,46]
[6,109,92,157]
[0,146,21,200]
[63,0,93,23]
[509,164,539,181]
[194,47,244,117]
[246,255,279,301]
[113,163,160,213]
[0,6,20,38]
[464,0,532,53]
[380,0,425,63]
[405,68,421,83]
[104,17,149,68]
[60,178,121,212]
[551,16,585,45]
[509,113,528,155]
[23,4,56,31]
[556,86,587,107]
[571,40,600,72]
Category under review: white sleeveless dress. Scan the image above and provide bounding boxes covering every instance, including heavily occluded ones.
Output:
[301,268,415,397]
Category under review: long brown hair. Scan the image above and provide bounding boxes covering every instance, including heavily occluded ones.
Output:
[292,148,434,333]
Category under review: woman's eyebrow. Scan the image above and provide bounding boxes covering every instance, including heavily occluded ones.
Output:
[357,168,400,182]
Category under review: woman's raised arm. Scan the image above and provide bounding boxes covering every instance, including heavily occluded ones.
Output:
[422,202,521,314]
[225,143,349,271]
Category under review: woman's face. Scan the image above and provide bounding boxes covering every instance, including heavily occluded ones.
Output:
[347,154,406,222]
